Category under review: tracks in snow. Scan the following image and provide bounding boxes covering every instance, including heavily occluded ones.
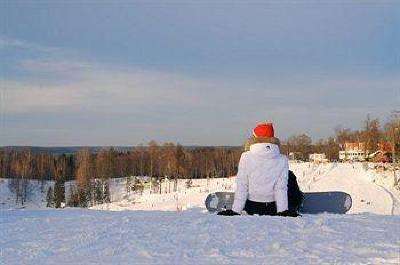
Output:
[291,163,395,215]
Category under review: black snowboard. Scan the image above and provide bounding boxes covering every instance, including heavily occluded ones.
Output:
[205,191,352,214]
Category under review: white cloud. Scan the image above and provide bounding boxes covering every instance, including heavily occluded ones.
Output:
[0,35,58,53]
[18,58,93,73]
[2,81,81,113]
[3,57,400,117]
[2,59,206,114]
[1,56,399,145]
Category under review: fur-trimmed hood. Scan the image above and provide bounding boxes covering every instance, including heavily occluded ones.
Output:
[244,136,281,151]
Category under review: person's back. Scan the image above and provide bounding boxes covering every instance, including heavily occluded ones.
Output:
[219,122,295,216]
[232,142,288,214]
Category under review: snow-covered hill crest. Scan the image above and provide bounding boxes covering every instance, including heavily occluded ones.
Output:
[1,209,399,264]
[2,162,400,264]
[1,162,400,215]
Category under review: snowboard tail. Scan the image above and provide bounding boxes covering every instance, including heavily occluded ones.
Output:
[205,191,352,214]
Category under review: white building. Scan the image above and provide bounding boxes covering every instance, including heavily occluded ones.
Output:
[288,152,303,161]
[339,150,367,161]
[339,142,368,161]
[309,153,328,162]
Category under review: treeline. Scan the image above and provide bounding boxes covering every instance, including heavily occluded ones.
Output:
[1,113,398,181]
[1,151,73,207]
[281,113,400,160]
[0,112,398,207]
[0,143,242,181]
[0,143,243,207]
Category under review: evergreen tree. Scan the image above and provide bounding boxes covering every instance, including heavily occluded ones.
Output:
[94,180,103,205]
[67,186,80,207]
[46,186,54,208]
[54,177,65,208]
[103,181,111,203]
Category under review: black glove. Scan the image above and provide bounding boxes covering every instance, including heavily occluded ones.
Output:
[277,210,300,217]
[217,209,240,216]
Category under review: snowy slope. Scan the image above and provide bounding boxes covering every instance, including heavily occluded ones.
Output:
[1,209,399,264]
[93,162,400,215]
[290,162,399,215]
[1,162,400,264]
[93,177,235,212]
[0,179,52,209]
[2,162,400,215]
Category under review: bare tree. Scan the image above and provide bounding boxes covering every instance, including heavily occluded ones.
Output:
[75,148,93,207]
[287,134,312,160]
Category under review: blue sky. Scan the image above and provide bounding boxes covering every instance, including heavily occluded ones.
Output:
[1,1,399,146]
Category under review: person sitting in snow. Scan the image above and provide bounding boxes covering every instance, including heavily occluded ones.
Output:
[218,122,298,217]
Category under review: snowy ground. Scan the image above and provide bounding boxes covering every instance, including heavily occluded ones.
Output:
[290,162,400,215]
[1,209,399,264]
[2,162,399,215]
[0,179,53,209]
[1,162,400,264]
[91,162,400,215]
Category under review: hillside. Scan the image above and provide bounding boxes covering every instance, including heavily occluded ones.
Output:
[1,162,400,264]
[1,208,399,265]
[1,162,399,215]
[91,162,400,215]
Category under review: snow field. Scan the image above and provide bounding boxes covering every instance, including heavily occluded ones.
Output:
[94,162,400,215]
[2,162,400,215]
[1,162,400,264]
[0,179,53,209]
[1,209,399,264]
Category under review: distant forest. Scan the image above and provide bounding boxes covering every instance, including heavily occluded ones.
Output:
[1,113,399,181]
[0,113,398,207]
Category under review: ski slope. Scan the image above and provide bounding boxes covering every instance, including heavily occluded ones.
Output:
[2,162,399,215]
[1,208,399,264]
[91,162,400,215]
[0,179,53,209]
[1,162,400,264]
[290,162,398,215]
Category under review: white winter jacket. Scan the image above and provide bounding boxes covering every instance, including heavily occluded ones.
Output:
[232,143,289,213]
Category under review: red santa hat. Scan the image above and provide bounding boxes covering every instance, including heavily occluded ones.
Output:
[253,122,274,138]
